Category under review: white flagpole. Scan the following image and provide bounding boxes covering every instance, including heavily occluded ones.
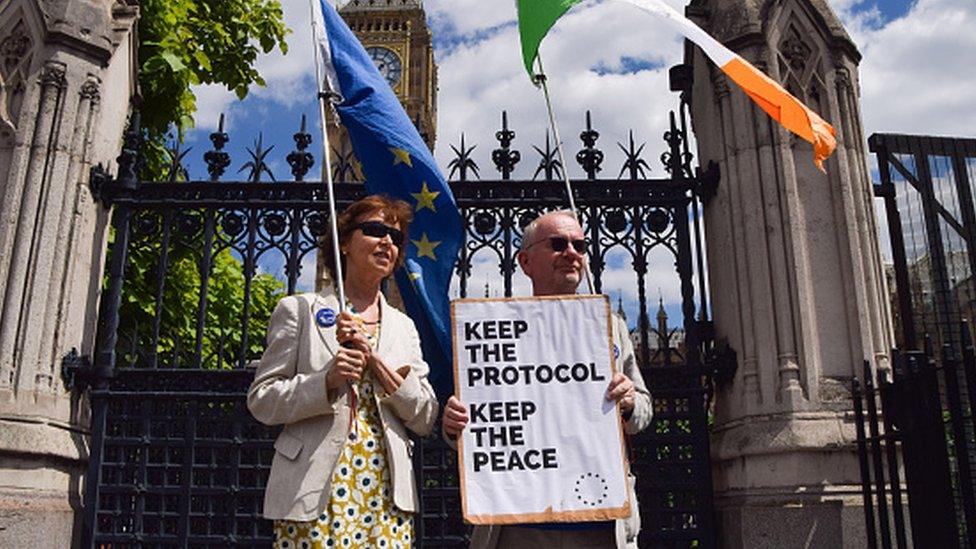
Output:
[309,0,347,310]
[535,55,595,294]
[311,0,361,429]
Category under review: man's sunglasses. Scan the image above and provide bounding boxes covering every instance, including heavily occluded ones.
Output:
[356,221,404,248]
[526,236,587,254]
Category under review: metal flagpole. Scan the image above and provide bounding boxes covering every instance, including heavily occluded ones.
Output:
[310,0,360,430]
[535,55,595,294]
[309,0,347,311]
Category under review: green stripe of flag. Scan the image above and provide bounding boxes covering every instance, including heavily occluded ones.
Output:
[517,0,584,79]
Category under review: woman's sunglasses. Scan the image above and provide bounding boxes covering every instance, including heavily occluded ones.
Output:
[356,221,404,247]
[526,236,587,254]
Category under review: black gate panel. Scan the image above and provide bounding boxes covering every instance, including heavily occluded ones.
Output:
[73,97,722,547]
[859,133,976,549]
[86,370,277,546]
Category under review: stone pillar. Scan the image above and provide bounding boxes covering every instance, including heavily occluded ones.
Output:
[686,0,893,546]
[0,0,137,545]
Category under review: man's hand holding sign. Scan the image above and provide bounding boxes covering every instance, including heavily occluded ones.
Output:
[442,211,652,548]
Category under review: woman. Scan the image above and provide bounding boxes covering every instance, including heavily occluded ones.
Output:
[248,195,438,548]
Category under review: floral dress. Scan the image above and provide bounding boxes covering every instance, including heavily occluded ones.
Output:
[274,323,413,548]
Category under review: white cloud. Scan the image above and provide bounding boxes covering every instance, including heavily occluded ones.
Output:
[428,0,685,180]
[426,0,516,41]
[192,83,240,132]
[249,0,319,106]
[296,248,319,294]
[836,0,976,137]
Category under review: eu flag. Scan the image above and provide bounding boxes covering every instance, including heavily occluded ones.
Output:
[318,0,462,398]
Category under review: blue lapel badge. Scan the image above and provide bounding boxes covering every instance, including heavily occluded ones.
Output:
[316,308,337,328]
[613,344,620,359]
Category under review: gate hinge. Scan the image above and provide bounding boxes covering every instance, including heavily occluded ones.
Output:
[704,337,737,385]
[61,348,93,391]
[89,164,112,205]
[695,161,720,204]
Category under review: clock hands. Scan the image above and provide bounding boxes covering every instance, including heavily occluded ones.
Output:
[366,46,401,87]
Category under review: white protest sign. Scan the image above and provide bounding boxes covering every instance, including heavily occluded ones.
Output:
[451,295,630,525]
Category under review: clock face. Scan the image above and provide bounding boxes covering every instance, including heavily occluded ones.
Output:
[365,46,402,88]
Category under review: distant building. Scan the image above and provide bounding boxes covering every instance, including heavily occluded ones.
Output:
[617,296,685,366]
[886,249,975,350]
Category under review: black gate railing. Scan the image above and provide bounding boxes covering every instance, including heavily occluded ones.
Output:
[856,133,976,549]
[69,82,727,547]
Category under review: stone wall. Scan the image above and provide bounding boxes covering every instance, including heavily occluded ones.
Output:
[0,1,137,545]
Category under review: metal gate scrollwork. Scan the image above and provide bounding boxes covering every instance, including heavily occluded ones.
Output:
[68,70,724,548]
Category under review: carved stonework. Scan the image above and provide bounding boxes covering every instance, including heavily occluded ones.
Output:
[834,66,852,91]
[80,78,101,102]
[0,15,36,126]
[1,20,32,76]
[774,17,830,108]
[39,63,67,89]
[0,73,13,140]
[712,73,730,101]
[780,31,812,72]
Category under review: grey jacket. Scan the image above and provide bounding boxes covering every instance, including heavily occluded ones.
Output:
[247,290,438,521]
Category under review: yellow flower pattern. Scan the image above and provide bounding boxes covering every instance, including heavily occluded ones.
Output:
[274,376,413,548]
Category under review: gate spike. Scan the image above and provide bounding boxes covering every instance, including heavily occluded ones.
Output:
[448,133,480,181]
[204,113,231,181]
[576,110,603,179]
[492,111,520,180]
[287,114,315,181]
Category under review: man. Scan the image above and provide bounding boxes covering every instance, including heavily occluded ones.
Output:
[442,210,653,548]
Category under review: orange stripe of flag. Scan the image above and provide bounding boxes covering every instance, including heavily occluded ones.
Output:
[722,57,837,171]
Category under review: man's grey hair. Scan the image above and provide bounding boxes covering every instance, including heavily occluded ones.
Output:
[519,209,579,251]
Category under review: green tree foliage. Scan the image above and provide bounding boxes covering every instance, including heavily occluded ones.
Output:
[120,234,284,368]
[137,0,289,173]
[115,2,290,368]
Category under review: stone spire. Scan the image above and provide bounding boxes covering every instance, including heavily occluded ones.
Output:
[686,0,892,545]
[616,292,627,322]
[656,296,668,338]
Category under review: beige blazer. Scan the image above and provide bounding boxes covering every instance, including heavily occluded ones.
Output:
[464,313,652,549]
[247,289,439,521]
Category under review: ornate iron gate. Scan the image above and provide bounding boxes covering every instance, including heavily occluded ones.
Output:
[68,81,725,547]
[854,133,976,549]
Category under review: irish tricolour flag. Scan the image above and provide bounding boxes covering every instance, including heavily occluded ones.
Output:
[517,0,838,171]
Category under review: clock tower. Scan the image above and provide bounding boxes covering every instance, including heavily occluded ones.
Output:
[326,0,438,180]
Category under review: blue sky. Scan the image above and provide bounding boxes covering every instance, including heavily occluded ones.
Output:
[179,0,976,327]
[873,0,917,21]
